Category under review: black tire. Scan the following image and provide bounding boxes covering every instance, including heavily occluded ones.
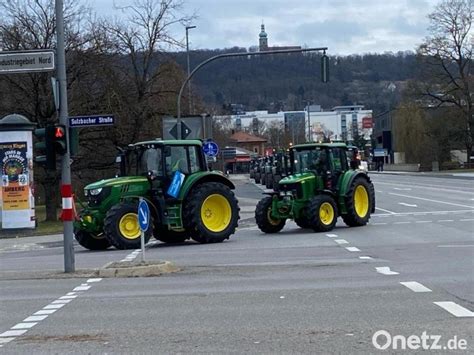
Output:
[255,196,286,233]
[154,227,188,244]
[255,174,261,184]
[308,195,338,232]
[266,174,273,189]
[104,202,153,250]
[74,228,111,250]
[261,174,266,186]
[295,208,311,229]
[341,177,373,227]
[183,182,240,243]
[273,175,282,191]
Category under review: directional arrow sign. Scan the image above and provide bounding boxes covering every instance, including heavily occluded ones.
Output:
[138,199,150,232]
[169,122,192,139]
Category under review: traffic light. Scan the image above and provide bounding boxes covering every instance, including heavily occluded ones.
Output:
[321,54,329,83]
[53,124,67,155]
[34,126,56,170]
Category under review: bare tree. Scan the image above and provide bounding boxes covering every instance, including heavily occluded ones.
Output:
[417,0,473,163]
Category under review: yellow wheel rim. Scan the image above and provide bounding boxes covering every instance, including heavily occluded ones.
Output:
[354,185,369,218]
[201,194,232,232]
[119,213,140,240]
[319,202,335,225]
[267,208,282,226]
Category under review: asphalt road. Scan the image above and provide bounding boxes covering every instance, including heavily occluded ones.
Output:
[0,173,473,354]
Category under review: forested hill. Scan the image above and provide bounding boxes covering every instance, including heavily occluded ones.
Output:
[171,48,418,114]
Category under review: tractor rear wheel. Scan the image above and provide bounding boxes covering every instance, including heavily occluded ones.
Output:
[342,177,373,227]
[255,196,286,233]
[74,229,111,250]
[104,202,153,249]
[308,195,338,232]
[183,183,239,243]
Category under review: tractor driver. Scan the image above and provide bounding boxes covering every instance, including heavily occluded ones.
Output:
[170,147,188,174]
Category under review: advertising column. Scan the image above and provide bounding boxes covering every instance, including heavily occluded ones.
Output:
[0,115,36,229]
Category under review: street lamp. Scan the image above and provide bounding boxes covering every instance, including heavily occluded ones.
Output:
[186,25,196,115]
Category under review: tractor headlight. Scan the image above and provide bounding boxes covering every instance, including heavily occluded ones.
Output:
[89,188,103,196]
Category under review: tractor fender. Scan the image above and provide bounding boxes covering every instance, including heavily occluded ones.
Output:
[178,171,235,200]
[339,171,375,213]
[120,195,163,224]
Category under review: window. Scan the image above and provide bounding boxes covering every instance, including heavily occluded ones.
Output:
[166,146,188,175]
[188,146,201,174]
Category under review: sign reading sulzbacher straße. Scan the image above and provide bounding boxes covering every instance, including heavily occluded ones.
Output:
[0,50,55,74]
[69,115,115,127]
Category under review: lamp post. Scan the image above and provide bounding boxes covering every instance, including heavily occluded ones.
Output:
[186,25,196,115]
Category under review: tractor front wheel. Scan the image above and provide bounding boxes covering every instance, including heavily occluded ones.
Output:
[104,202,153,250]
[183,183,239,244]
[255,196,286,233]
[74,229,111,250]
[308,195,338,232]
[342,177,373,227]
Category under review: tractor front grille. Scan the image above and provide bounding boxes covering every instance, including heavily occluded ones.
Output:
[279,183,303,199]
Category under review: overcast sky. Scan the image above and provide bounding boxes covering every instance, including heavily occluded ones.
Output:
[92,0,439,55]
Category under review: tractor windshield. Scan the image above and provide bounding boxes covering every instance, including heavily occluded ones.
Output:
[125,147,163,176]
[293,148,325,173]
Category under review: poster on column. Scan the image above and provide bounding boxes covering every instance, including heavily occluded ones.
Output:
[0,131,35,229]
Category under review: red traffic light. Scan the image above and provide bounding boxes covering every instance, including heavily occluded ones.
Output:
[55,126,65,138]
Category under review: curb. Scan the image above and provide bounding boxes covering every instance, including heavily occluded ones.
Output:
[97,260,180,278]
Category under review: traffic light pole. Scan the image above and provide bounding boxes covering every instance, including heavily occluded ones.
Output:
[55,0,75,273]
[176,46,328,140]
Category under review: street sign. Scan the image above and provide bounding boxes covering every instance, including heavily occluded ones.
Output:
[0,50,55,74]
[138,199,150,232]
[203,140,219,157]
[221,147,237,160]
[169,122,192,139]
[69,115,115,127]
[373,148,387,157]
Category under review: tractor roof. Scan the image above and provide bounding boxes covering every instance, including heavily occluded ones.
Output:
[131,139,203,148]
[292,142,347,149]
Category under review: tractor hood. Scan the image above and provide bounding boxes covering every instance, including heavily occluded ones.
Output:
[279,172,314,185]
[85,176,148,190]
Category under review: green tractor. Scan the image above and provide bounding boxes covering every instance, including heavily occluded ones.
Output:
[255,143,375,233]
[74,140,240,250]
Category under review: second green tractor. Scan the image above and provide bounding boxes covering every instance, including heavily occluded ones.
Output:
[255,143,375,233]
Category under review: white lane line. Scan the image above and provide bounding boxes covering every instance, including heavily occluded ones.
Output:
[415,220,431,223]
[0,337,15,345]
[346,247,361,252]
[374,209,474,217]
[334,239,349,245]
[399,202,417,207]
[51,299,72,304]
[43,304,66,310]
[0,330,28,337]
[34,309,57,315]
[375,190,383,193]
[376,266,399,275]
[23,315,48,322]
[393,221,411,224]
[400,281,432,293]
[371,223,387,225]
[326,233,338,238]
[389,193,474,209]
[11,323,37,330]
[87,278,102,283]
[59,295,78,300]
[460,218,474,222]
[394,187,412,191]
[359,256,372,260]
[66,292,77,296]
[434,302,474,317]
[73,285,91,291]
[438,220,454,222]
[376,207,397,214]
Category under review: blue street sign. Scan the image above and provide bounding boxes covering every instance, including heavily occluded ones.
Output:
[138,199,150,232]
[69,115,115,127]
[203,140,219,157]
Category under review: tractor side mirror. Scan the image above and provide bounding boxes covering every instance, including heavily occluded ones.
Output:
[147,170,159,181]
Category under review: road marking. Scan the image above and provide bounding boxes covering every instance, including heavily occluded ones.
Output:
[73,285,91,291]
[346,247,361,252]
[43,304,66,310]
[393,221,410,224]
[389,192,474,209]
[0,337,15,345]
[23,315,48,322]
[87,278,102,283]
[334,239,349,245]
[375,181,474,195]
[460,218,474,222]
[400,281,432,293]
[11,323,37,330]
[415,220,431,223]
[375,190,383,193]
[438,220,454,222]
[326,233,338,238]
[359,256,372,260]
[34,309,57,315]
[376,207,396,214]
[59,295,77,300]
[373,209,474,217]
[399,202,417,207]
[51,299,72,304]
[0,330,28,337]
[371,222,387,225]
[376,266,399,275]
[434,302,474,317]
[394,187,412,191]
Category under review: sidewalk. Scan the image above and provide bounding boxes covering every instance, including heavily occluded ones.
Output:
[369,170,474,179]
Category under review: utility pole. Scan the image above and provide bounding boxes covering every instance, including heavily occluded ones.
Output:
[55,0,75,273]
[176,46,328,140]
[186,25,196,115]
